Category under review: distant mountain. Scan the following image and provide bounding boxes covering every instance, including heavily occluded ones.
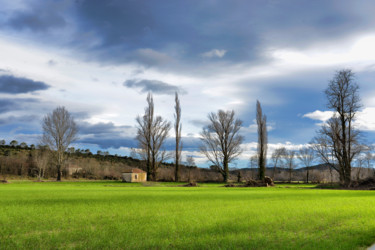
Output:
[296,164,333,171]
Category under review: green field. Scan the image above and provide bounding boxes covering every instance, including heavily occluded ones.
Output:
[1,181,375,249]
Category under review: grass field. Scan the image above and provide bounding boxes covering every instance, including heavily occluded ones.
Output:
[1,181,375,249]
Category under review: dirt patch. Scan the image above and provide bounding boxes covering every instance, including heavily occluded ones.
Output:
[243,179,264,187]
[225,177,275,188]
[1,179,9,184]
[244,177,274,187]
[182,182,198,187]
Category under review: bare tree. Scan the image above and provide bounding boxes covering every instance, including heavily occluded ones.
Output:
[283,149,296,183]
[364,151,374,177]
[186,155,195,166]
[42,106,78,181]
[355,156,365,181]
[355,146,373,180]
[34,145,50,181]
[256,100,268,180]
[200,110,244,182]
[310,132,337,183]
[297,146,315,183]
[186,155,196,182]
[312,69,362,187]
[174,92,182,182]
[271,147,285,180]
[129,147,139,160]
[249,155,258,180]
[136,93,171,181]
[136,93,153,179]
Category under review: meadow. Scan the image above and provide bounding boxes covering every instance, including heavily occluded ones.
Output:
[1,181,375,249]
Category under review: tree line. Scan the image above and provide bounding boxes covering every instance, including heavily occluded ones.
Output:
[133,69,374,187]
[1,69,373,186]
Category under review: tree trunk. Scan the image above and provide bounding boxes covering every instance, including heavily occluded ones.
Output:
[259,156,265,181]
[151,154,157,181]
[343,166,351,187]
[56,165,61,181]
[356,167,362,181]
[237,172,241,183]
[175,160,179,182]
[151,171,156,182]
[306,168,309,183]
[223,159,229,183]
[223,172,228,183]
[146,159,151,181]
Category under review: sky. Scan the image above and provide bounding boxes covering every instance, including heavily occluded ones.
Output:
[1,0,375,168]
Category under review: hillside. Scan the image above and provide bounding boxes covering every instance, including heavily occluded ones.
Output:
[1,145,372,182]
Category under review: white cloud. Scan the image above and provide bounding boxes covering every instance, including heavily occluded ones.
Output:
[303,110,333,121]
[271,34,375,72]
[0,35,214,133]
[240,119,275,134]
[303,108,375,131]
[354,107,375,131]
[201,49,227,58]
[240,124,258,134]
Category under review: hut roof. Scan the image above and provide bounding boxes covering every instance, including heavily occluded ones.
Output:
[122,168,145,173]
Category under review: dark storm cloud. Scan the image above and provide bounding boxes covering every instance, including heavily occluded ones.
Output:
[77,121,138,149]
[165,136,202,152]
[4,1,375,69]
[6,2,67,32]
[0,99,20,113]
[79,135,202,151]
[70,1,375,65]
[0,75,50,94]
[79,121,133,135]
[0,98,39,115]
[77,121,201,150]
[0,115,39,125]
[124,79,187,95]
[78,137,138,149]
[71,111,91,121]
[72,0,260,63]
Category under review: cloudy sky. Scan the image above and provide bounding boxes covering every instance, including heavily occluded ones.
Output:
[1,0,375,167]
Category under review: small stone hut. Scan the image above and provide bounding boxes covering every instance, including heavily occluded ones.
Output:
[122,168,147,182]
